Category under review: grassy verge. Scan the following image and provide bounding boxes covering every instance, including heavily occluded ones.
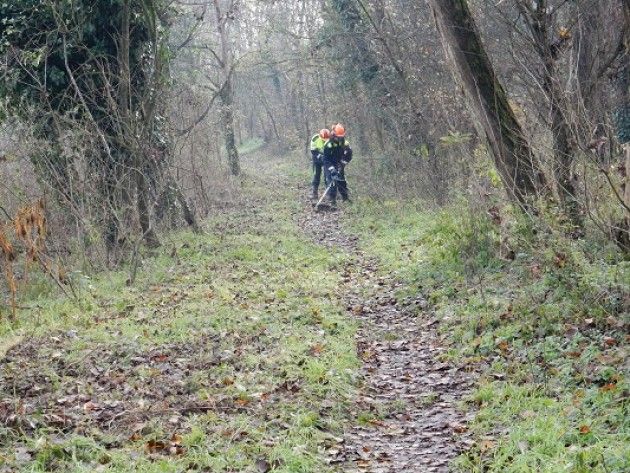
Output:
[344,197,629,473]
[0,158,358,472]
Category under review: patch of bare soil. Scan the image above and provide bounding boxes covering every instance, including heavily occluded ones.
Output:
[301,200,475,472]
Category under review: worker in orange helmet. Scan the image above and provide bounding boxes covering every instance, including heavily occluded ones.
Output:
[310,128,330,200]
[322,123,352,207]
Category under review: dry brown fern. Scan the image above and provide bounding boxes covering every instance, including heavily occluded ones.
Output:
[1,199,74,320]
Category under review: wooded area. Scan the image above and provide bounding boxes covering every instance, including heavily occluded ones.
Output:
[0,1,628,472]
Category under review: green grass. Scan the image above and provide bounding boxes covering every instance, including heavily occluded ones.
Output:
[344,196,629,473]
[0,155,358,472]
[3,153,628,472]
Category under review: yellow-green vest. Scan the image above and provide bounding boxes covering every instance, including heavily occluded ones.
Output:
[310,134,326,153]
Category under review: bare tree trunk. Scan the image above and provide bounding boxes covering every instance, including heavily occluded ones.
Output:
[613,0,630,251]
[220,84,241,176]
[214,0,241,176]
[429,0,546,207]
[176,185,200,232]
[136,170,160,247]
[550,94,581,226]
[122,0,160,247]
[519,1,581,227]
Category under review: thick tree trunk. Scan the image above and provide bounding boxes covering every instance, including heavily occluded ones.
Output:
[429,0,546,207]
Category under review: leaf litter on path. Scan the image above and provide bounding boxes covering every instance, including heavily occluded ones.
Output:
[300,193,476,472]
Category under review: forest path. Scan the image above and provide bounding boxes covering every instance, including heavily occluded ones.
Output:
[0,153,473,472]
[299,192,474,472]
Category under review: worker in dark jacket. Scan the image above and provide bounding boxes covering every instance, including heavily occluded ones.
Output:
[310,128,330,200]
[323,123,352,206]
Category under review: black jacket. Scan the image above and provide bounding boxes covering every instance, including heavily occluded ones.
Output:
[323,137,352,167]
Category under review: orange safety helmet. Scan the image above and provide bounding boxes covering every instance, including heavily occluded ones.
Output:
[333,123,345,137]
[319,128,330,140]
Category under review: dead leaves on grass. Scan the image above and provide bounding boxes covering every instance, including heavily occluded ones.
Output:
[144,433,186,457]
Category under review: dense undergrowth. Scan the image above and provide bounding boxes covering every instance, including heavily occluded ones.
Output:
[0,160,358,472]
[345,197,629,472]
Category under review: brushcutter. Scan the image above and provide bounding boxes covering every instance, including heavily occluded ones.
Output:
[314,166,345,212]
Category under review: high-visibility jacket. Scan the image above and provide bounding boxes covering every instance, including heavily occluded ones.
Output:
[310,134,326,154]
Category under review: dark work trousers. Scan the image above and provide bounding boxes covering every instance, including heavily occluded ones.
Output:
[311,151,323,190]
[324,163,349,201]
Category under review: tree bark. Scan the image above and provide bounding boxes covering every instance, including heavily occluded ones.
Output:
[122,0,160,248]
[521,1,581,227]
[136,169,160,248]
[214,0,241,176]
[612,0,630,251]
[429,0,546,207]
[220,83,241,176]
[549,98,580,226]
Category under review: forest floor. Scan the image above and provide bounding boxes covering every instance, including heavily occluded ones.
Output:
[0,153,471,472]
[0,151,628,473]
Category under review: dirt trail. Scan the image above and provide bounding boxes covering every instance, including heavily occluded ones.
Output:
[301,201,474,472]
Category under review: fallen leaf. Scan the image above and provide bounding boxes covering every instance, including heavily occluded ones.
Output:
[479,439,495,453]
[579,425,591,434]
[169,445,186,456]
[603,337,618,347]
[255,459,271,472]
[145,440,167,454]
[309,343,325,356]
[451,422,468,433]
[83,401,99,412]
